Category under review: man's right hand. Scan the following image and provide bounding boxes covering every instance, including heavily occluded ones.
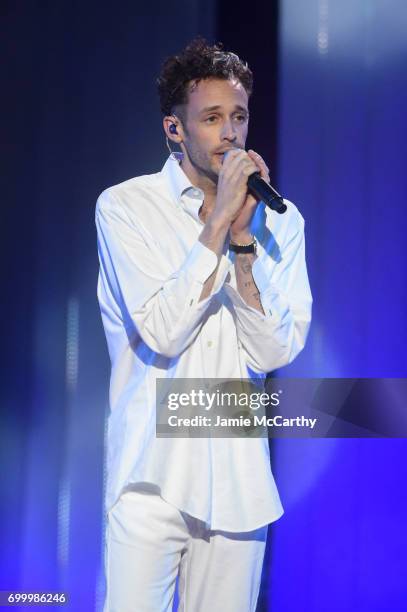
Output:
[210,149,259,227]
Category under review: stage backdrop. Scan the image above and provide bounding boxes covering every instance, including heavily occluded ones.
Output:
[270,1,407,611]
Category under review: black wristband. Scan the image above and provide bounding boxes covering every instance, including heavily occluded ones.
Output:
[229,237,257,254]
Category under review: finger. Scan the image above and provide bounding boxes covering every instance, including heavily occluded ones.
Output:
[220,152,251,183]
[221,148,244,166]
[247,150,270,180]
[247,149,268,170]
[235,155,259,178]
[219,149,244,178]
[223,150,257,177]
[223,159,258,187]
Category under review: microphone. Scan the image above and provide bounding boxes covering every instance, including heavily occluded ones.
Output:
[247,172,287,214]
[222,150,287,214]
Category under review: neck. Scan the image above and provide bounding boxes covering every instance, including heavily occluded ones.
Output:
[178,152,218,222]
[180,156,217,199]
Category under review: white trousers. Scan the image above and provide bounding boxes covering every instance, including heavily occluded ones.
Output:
[103,483,268,612]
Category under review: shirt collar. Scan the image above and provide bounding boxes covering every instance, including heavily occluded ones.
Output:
[161,152,205,225]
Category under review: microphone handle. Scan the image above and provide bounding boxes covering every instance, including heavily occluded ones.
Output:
[248,172,287,214]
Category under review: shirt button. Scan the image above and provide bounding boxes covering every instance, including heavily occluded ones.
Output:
[207,341,213,348]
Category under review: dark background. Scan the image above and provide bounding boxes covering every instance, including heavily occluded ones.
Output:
[2,1,407,610]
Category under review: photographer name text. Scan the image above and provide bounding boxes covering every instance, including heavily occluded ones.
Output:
[166,414,317,429]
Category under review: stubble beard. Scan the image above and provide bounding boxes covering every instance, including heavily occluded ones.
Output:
[183,140,219,187]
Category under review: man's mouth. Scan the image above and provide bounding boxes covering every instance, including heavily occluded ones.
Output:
[214,147,242,159]
[214,151,232,159]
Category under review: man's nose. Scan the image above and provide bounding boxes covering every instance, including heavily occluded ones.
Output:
[220,120,237,141]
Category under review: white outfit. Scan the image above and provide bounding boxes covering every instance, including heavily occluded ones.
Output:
[95,152,312,609]
[104,483,267,612]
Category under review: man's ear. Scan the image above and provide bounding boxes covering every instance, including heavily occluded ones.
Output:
[163,116,184,143]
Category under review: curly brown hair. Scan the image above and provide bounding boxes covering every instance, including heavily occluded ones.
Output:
[156,37,253,121]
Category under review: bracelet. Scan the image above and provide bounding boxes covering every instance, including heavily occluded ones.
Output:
[229,236,257,254]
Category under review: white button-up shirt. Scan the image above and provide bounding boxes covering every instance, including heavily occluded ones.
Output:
[95,153,312,531]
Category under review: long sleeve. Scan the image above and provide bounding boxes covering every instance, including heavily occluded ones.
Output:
[96,189,231,359]
[224,209,312,374]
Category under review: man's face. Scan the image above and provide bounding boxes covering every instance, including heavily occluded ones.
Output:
[178,77,249,184]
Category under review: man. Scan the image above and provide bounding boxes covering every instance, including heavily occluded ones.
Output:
[96,37,312,611]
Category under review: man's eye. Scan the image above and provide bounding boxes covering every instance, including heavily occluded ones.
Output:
[205,116,217,123]
[235,115,247,122]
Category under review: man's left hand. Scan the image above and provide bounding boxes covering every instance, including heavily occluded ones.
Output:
[230,149,270,243]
